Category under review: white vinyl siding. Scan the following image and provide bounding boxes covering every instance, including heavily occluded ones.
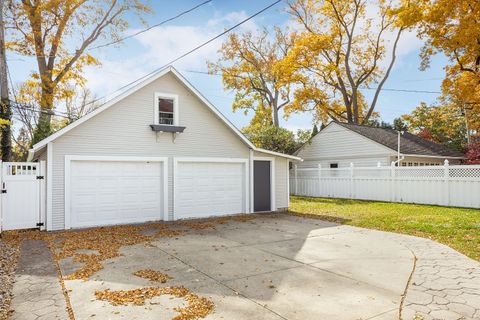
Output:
[296,123,395,168]
[301,157,391,168]
[50,73,250,230]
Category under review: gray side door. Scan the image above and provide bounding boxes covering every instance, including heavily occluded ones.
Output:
[254,160,271,212]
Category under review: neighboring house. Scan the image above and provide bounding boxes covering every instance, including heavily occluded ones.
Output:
[27,66,301,231]
[295,122,465,168]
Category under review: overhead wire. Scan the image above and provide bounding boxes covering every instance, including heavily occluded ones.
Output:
[89,0,213,50]
[7,0,284,120]
[8,0,214,58]
[183,69,443,94]
[69,0,284,113]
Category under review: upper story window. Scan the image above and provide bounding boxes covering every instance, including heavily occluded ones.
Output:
[154,93,178,126]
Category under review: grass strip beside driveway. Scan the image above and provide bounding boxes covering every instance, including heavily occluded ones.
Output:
[289,196,480,261]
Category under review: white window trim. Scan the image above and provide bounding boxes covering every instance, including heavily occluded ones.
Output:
[253,156,276,212]
[154,92,179,126]
[64,155,169,229]
[173,157,250,221]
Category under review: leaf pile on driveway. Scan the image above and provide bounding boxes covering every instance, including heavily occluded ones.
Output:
[95,286,214,320]
[2,215,255,319]
[133,269,171,283]
[0,239,20,320]
[53,224,184,280]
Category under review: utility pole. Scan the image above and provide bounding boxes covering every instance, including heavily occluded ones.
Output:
[0,0,11,162]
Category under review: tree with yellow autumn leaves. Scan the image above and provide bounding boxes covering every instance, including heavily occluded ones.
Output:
[396,0,480,156]
[212,0,408,127]
[280,0,407,124]
[208,28,296,128]
[5,0,151,144]
[396,0,479,108]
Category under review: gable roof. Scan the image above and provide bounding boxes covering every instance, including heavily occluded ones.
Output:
[28,66,301,161]
[335,122,466,159]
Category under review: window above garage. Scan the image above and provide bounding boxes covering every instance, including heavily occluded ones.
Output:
[154,93,178,125]
[151,92,185,133]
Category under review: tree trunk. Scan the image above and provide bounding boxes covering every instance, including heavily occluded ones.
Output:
[32,86,54,145]
[272,103,280,127]
[0,0,11,161]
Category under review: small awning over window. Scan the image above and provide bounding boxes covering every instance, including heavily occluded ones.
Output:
[149,124,186,133]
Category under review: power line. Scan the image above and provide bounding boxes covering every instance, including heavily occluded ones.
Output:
[184,69,442,94]
[11,102,71,119]
[79,0,283,110]
[89,0,213,50]
[8,1,213,58]
[7,0,283,122]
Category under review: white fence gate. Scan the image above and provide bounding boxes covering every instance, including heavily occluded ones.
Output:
[290,161,480,208]
[0,162,46,231]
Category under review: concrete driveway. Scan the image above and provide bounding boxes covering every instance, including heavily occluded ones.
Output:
[11,214,480,320]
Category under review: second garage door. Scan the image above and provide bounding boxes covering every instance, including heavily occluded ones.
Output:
[69,160,165,228]
[175,160,246,219]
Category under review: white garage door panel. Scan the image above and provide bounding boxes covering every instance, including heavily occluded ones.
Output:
[175,162,245,219]
[70,161,163,228]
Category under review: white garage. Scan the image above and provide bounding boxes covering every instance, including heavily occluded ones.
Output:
[174,159,248,220]
[26,67,301,231]
[65,157,168,228]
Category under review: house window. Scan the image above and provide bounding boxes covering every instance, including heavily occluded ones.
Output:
[330,163,338,168]
[158,98,174,125]
[154,93,178,126]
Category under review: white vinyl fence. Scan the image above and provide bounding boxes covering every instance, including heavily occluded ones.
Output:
[290,161,480,208]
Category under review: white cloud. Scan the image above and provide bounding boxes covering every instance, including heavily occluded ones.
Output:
[84,10,259,97]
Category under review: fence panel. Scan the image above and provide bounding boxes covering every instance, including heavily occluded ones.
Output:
[290,164,480,208]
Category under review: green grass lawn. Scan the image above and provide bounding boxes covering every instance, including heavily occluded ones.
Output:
[289,196,480,261]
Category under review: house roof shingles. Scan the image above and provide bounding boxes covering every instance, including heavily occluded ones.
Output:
[335,122,466,158]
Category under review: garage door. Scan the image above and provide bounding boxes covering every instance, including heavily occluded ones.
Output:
[69,160,164,228]
[175,161,246,219]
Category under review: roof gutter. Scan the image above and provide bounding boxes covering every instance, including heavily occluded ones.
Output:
[254,147,303,161]
[401,154,467,160]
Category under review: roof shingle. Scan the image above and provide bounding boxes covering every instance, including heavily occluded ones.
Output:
[335,122,465,158]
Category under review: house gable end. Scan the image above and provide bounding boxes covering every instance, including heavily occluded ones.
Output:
[296,122,396,161]
[52,71,250,157]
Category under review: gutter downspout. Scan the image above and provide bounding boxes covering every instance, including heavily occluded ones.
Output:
[27,149,34,162]
[393,131,405,165]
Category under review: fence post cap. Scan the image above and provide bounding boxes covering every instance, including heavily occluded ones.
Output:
[391,161,395,167]
[350,162,354,168]
[444,159,449,166]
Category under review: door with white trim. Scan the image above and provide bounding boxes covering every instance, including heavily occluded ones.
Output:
[1,162,44,230]
[68,160,165,228]
[175,160,247,219]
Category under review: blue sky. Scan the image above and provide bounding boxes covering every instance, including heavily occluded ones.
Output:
[8,0,449,132]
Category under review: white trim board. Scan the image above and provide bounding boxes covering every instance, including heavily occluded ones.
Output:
[46,143,53,231]
[64,155,168,229]
[253,156,276,212]
[173,157,250,221]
